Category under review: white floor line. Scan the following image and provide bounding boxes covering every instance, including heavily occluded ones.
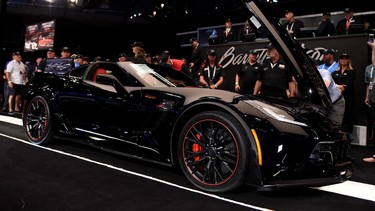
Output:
[313,181,375,202]
[0,114,23,126]
[0,132,273,211]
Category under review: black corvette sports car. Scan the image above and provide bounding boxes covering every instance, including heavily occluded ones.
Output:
[22,1,352,193]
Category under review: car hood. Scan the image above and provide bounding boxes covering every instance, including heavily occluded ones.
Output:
[240,1,331,108]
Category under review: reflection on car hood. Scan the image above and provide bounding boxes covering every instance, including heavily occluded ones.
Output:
[148,87,240,105]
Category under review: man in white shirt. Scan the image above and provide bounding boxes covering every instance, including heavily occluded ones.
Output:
[5,52,27,115]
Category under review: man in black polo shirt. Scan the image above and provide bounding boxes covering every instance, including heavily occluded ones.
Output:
[253,44,295,99]
[235,49,260,95]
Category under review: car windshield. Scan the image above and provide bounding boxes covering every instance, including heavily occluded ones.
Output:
[128,63,176,87]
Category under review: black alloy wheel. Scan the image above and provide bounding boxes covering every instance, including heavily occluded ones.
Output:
[24,96,53,145]
[178,111,250,193]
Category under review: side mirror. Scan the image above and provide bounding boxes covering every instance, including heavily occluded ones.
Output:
[96,74,126,95]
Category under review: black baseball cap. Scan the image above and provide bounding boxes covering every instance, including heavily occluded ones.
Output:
[344,7,353,13]
[249,49,258,55]
[323,12,331,16]
[145,53,151,58]
[12,51,21,56]
[76,54,84,59]
[323,49,335,55]
[190,37,198,43]
[162,50,170,57]
[61,47,70,52]
[118,53,127,58]
[226,18,232,23]
[207,49,217,55]
[266,43,275,50]
[47,48,55,52]
[131,41,144,48]
[285,9,294,14]
[339,53,350,59]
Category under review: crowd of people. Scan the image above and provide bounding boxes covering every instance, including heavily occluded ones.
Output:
[212,7,371,44]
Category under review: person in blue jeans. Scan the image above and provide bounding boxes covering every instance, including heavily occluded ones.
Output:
[2,62,10,112]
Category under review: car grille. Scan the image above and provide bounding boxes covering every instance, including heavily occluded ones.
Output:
[309,141,350,165]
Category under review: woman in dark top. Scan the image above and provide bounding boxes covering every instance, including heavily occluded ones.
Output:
[331,53,356,133]
[199,50,224,89]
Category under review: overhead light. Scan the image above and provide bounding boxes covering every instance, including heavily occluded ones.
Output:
[138,13,142,16]
[161,3,165,9]
[153,11,157,16]
[185,10,188,14]
[215,6,218,10]
[67,0,77,6]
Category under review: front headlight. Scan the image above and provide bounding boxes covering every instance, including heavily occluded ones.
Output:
[245,100,308,127]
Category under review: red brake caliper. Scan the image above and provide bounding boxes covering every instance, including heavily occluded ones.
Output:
[192,133,203,162]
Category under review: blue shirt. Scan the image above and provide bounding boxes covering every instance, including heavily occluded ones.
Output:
[318,61,338,74]
[318,68,342,103]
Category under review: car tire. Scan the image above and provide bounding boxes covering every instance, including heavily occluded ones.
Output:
[177,111,250,193]
[23,96,54,145]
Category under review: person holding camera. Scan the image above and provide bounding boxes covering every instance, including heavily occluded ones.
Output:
[199,50,224,89]
[5,52,27,115]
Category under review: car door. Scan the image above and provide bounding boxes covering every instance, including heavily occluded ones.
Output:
[58,63,146,153]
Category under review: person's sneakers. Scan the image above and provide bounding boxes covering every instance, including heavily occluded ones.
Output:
[8,111,15,116]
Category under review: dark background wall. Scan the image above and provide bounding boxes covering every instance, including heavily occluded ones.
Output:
[0,15,185,66]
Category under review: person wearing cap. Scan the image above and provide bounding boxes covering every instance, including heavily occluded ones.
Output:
[220,18,237,44]
[331,53,356,134]
[318,49,338,74]
[199,50,225,89]
[60,47,71,58]
[74,54,85,67]
[189,37,204,80]
[46,48,56,59]
[5,52,27,115]
[235,49,260,94]
[283,9,304,38]
[145,53,152,64]
[159,50,192,77]
[131,41,146,60]
[335,7,363,35]
[118,53,127,62]
[316,12,336,37]
[253,43,295,99]
[36,48,56,72]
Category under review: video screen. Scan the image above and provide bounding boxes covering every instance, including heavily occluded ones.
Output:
[198,27,221,46]
[24,20,55,52]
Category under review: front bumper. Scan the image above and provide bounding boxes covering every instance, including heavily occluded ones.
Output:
[257,169,351,191]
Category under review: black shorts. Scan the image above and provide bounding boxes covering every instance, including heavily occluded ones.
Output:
[8,84,24,96]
